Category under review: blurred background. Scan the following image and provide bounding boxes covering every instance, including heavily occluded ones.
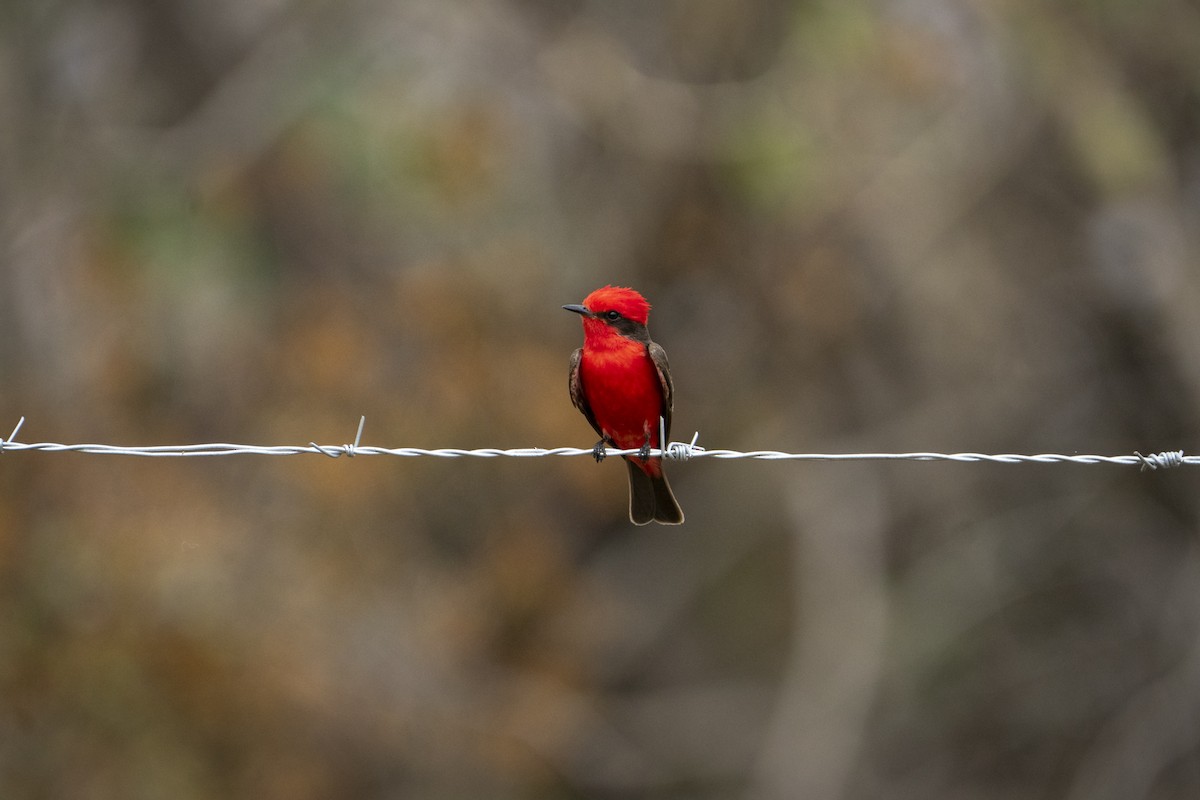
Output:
[2,0,1200,797]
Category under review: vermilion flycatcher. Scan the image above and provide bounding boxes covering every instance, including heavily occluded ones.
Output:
[564,286,684,525]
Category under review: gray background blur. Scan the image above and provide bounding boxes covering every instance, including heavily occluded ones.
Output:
[3,0,1200,798]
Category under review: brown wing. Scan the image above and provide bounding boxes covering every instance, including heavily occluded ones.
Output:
[647,341,673,441]
[568,348,603,438]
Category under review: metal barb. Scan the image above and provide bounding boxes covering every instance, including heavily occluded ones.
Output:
[1135,450,1185,471]
[666,431,703,462]
[1,416,26,452]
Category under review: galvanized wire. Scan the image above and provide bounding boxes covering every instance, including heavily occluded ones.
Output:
[0,417,1190,470]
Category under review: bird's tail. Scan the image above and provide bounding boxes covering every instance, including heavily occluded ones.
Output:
[625,459,684,525]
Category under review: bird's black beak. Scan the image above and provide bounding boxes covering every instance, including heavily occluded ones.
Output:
[562,304,591,317]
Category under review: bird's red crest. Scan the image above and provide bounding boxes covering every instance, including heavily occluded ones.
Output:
[583,286,651,325]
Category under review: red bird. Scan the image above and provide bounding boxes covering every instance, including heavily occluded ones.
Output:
[564,286,684,525]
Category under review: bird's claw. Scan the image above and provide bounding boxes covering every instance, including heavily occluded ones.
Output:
[637,436,652,461]
[592,440,607,463]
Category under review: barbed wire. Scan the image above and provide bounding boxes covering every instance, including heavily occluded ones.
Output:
[0,417,1191,471]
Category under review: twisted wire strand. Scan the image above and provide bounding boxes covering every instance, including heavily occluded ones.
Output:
[0,417,1190,469]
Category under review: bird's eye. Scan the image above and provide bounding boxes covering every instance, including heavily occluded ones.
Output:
[604,310,621,321]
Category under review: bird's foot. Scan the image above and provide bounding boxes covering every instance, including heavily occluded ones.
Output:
[592,440,608,463]
[637,434,653,461]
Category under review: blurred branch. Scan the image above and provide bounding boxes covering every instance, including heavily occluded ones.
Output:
[751,466,889,798]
